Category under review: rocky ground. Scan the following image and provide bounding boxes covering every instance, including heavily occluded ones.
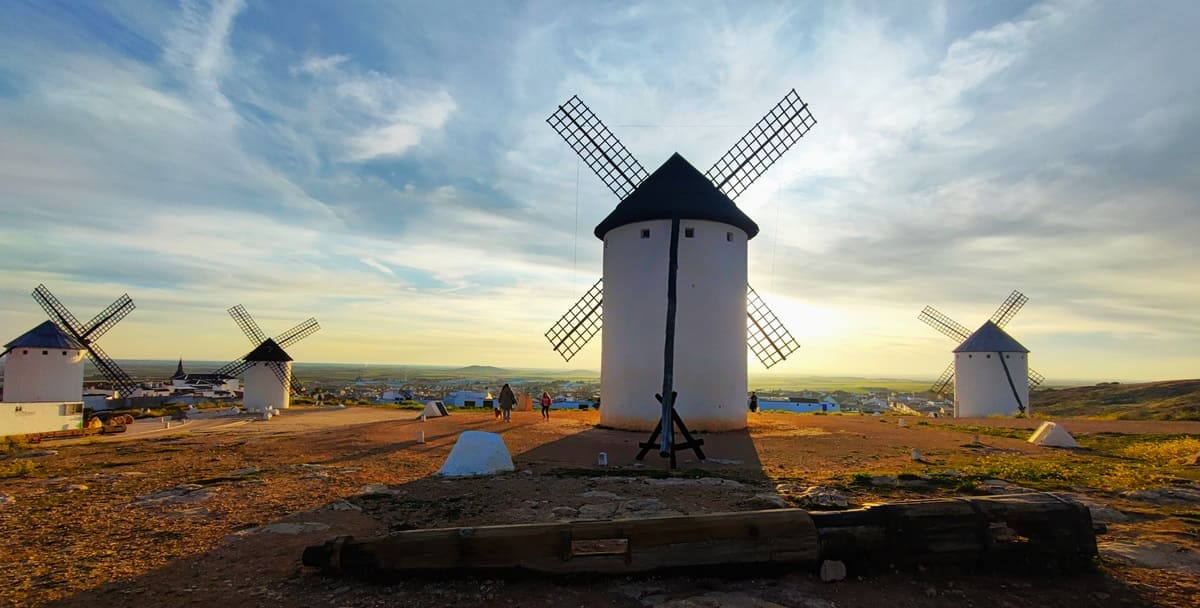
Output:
[1,407,1198,607]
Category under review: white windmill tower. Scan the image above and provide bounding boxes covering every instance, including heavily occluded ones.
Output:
[2,285,138,436]
[213,305,320,412]
[918,291,1044,417]
[2,321,86,403]
[544,91,815,466]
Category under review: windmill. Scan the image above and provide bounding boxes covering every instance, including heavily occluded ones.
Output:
[544,90,815,466]
[28,284,140,398]
[918,290,1045,416]
[213,305,320,411]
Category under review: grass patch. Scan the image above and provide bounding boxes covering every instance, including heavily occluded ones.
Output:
[1113,436,1200,463]
[849,472,873,486]
[0,459,38,479]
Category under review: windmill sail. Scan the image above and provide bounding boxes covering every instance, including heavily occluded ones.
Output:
[706,89,817,200]
[990,290,1028,327]
[544,278,603,362]
[32,284,139,396]
[547,96,649,200]
[919,306,972,343]
[276,318,321,348]
[931,362,955,397]
[80,294,134,341]
[228,304,267,344]
[746,285,800,369]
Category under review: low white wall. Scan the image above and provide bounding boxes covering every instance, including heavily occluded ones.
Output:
[1,401,84,437]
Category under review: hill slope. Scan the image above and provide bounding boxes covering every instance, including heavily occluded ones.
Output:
[1033,379,1200,421]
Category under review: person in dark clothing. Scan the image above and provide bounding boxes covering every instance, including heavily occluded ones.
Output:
[749,391,759,413]
[498,383,516,422]
[539,391,552,419]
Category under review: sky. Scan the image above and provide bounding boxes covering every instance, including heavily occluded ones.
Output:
[1,0,1197,382]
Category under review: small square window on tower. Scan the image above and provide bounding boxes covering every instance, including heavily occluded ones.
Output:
[684,227,695,238]
[640,229,650,239]
[726,232,733,242]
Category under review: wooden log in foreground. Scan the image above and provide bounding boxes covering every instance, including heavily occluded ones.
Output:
[302,493,1098,578]
[304,508,818,577]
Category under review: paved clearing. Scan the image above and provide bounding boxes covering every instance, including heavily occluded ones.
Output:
[1,407,1197,607]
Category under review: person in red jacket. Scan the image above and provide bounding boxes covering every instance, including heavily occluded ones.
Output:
[539,391,553,419]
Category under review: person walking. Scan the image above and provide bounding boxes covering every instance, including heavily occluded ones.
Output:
[498,383,516,422]
[539,391,553,419]
[749,391,759,413]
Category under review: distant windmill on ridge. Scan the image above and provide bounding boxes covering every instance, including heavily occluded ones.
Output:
[919,290,1045,417]
[26,284,140,398]
[213,305,320,411]
[543,90,814,465]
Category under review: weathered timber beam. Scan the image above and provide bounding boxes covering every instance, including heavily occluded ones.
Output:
[302,493,1099,579]
[304,509,819,576]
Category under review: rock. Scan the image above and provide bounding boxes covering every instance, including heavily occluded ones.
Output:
[230,467,260,476]
[925,587,938,597]
[819,559,846,582]
[256,522,330,535]
[618,498,665,516]
[740,493,789,510]
[65,484,89,492]
[703,458,743,465]
[0,492,12,506]
[323,499,362,512]
[580,490,622,500]
[653,592,790,608]
[551,506,579,519]
[357,484,405,498]
[869,475,898,486]
[1059,493,1130,523]
[131,484,215,507]
[577,503,618,519]
[10,450,57,460]
[1102,539,1200,573]
[791,486,849,510]
[165,507,212,519]
[1120,486,1200,505]
[647,477,743,488]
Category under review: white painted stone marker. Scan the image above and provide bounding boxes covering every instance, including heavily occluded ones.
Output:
[438,431,515,477]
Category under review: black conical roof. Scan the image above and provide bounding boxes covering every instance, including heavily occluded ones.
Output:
[593,153,760,239]
[953,321,1029,353]
[3,320,84,355]
[243,338,293,362]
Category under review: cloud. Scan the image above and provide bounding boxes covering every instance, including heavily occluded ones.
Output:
[294,54,349,75]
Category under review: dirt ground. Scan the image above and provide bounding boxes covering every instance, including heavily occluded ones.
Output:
[2,407,1199,607]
